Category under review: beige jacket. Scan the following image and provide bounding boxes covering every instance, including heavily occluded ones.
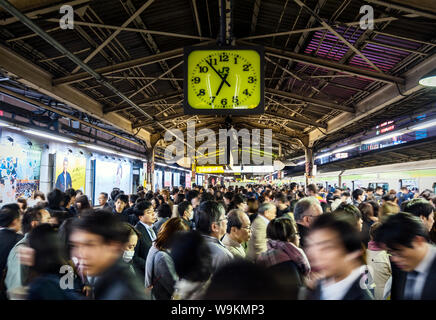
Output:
[222,234,246,259]
[367,249,392,300]
[246,215,268,262]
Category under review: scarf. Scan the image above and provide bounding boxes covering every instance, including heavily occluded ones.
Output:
[368,240,383,251]
[258,239,311,276]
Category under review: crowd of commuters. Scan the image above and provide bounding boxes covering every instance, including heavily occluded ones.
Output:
[0,182,435,300]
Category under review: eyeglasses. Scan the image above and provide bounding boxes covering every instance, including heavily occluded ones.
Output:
[241,225,251,230]
[217,217,228,222]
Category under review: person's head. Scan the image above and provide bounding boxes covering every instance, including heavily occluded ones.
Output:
[0,203,21,232]
[263,189,273,202]
[170,230,212,282]
[306,213,364,279]
[247,198,259,215]
[274,192,287,208]
[17,198,27,212]
[307,184,318,197]
[290,182,297,192]
[374,212,430,272]
[70,210,131,276]
[375,186,384,195]
[98,192,108,206]
[65,188,76,203]
[63,157,68,172]
[379,201,400,222]
[114,194,128,213]
[128,194,138,207]
[223,192,234,206]
[28,224,65,276]
[121,223,139,263]
[47,189,64,209]
[267,218,299,246]
[196,200,227,239]
[200,192,215,204]
[186,190,200,208]
[366,187,374,196]
[258,202,277,221]
[110,188,120,202]
[358,202,376,222]
[419,189,432,201]
[293,196,323,227]
[403,198,435,232]
[135,200,156,226]
[177,200,193,221]
[33,190,45,201]
[21,206,43,234]
[226,209,251,244]
[155,218,190,251]
[75,195,91,213]
[75,189,83,197]
[352,189,364,202]
[332,203,363,231]
[367,200,380,218]
[230,194,247,212]
[369,222,382,242]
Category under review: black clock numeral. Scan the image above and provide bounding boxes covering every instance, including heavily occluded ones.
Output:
[243,89,251,96]
[234,57,238,64]
[248,76,256,83]
[232,96,239,104]
[207,58,217,66]
[243,64,251,71]
[197,89,205,96]
[220,67,229,74]
[210,96,216,102]
[221,98,228,106]
[199,66,208,73]
[193,77,200,84]
[220,53,229,62]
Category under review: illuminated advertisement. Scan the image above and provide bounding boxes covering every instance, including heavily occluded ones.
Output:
[154,170,163,191]
[185,172,191,188]
[55,153,86,192]
[94,159,132,205]
[164,171,172,188]
[173,172,180,187]
[0,137,41,203]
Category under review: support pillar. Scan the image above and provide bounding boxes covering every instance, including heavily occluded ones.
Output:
[146,134,161,192]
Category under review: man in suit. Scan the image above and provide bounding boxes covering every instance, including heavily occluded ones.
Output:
[0,204,23,300]
[293,196,323,249]
[222,209,251,259]
[70,210,148,300]
[305,213,374,300]
[196,200,233,273]
[246,202,276,262]
[133,200,157,282]
[375,212,436,300]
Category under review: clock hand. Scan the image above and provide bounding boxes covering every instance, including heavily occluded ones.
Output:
[216,73,229,96]
[205,60,231,87]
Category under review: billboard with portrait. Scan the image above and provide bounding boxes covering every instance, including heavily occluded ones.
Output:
[94,159,131,205]
[55,153,86,192]
[0,139,41,204]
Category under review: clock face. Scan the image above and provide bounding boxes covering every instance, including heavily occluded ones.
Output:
[184,47,264,114]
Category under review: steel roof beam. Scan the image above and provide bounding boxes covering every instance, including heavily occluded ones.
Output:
[104,91,183,113]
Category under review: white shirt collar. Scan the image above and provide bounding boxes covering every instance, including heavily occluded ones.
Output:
[259,214,270,225]
[415,245,436,274]
[139,220,153,230]
[321,266,363,300]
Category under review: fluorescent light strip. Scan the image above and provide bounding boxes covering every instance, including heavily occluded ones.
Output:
[411,119,436,130]
[361,131,404,145]
[23,129,74,143]
[0,120,10,127]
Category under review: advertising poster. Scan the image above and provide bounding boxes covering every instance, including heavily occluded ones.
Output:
[173,172,180,187]
[94,159,132,205]
[164,171,172,188]
[185,172,191,189]
[55,153,86,192]
[154,170,163,191]
[0,138,41,203]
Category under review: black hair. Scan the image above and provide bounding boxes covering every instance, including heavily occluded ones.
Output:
[352,189,364,200]
[196,200,225,235]
[177,200,191,218]
[374,212,429,249]
[110,188,121,201]
[170,230,212,282]
[224,191,234,201]
[58,217,75,260]
[28,224,65,275]
[157,203,172,218]
[71,210,130,244]
[134,200,153,217]
[129,194,139,204]
[65,188,76,198]
[115,194,129,204]
[310,213,363,254]
[404,199,434,219]
[290,182,297,191]
[200,192,215,203]
[226,209,245,234]
[266,218,297,243]
[186,190,199,203]
[367,200,380,218]
[22,207,43,234]
[99,192,108,199]
[47,189,64,209]
[0,203,20,228]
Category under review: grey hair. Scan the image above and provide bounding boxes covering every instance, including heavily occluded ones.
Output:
[258,202,276,216]
[293,196,322,222]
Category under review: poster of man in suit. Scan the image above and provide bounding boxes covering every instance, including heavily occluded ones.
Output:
[55,157,72,192]
[54,153,86,192]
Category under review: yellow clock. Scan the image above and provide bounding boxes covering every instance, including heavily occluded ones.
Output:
[184,46,264,115]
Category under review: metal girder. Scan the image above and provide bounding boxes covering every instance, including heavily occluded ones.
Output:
[0,0,91,25]
[364,0,436,19]
[250,0,261,34]
[264,110,327,129]
[259,45,406,85]
[191,0,202,37]
[70,0,155,74]
[104,91,183,113]
[266,88,354,113]
[132,111,188,129]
